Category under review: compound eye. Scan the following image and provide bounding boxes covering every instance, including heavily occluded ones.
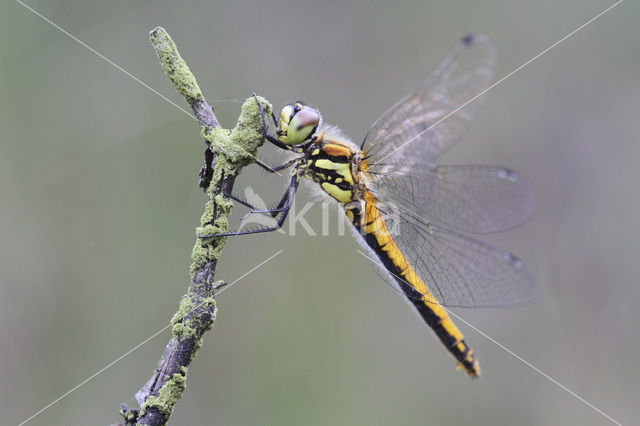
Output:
[276,105,294,140]
[287,106,319,144]
[279,105,294,127]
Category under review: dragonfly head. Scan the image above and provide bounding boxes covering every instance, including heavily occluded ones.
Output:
[276,102,321,145]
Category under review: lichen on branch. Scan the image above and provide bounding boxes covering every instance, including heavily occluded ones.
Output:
[120,27,271,426]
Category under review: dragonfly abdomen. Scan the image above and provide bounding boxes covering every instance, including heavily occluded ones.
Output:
[354,198,481,378]
[303,131,481,377]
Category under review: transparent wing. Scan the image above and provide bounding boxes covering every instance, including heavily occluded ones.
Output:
[369,165,535,234]
[362,200,537,308]
[354,35,534,307]
[362,34,496,168]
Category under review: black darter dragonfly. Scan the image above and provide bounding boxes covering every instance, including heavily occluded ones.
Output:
[201,34,536,377]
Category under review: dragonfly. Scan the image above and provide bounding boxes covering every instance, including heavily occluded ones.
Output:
[201,34,537,377]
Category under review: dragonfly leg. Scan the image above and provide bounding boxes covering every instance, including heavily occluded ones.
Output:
[241,177,295,219]
[222,191,282,220]
[223,170,297,218]
[253,93,291,150]
[254,157,300,174]
[223,192,260,210]
[200,174,299,237]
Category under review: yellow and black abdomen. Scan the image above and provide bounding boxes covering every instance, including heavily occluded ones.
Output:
[304,136,479,377]
[353,195,481,378]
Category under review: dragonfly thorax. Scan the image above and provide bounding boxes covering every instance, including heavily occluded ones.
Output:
[302,132,370,206]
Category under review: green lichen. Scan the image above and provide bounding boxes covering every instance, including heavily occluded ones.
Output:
[189,96,272,277]
[138,369,188,423]
[170,296,196,340]
[171,292,217,341]
[203,96,271,165]
[149,28,203,103]
[230,96,271,156]
[119,406,137,424]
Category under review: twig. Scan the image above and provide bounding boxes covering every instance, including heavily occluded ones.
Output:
[119,27,271,425]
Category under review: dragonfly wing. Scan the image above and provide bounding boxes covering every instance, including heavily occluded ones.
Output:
[362,34,496,168]
[362,200,537,307]
[369,164,535,234]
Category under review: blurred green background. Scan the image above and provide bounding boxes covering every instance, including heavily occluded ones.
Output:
[1,1,637,425]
